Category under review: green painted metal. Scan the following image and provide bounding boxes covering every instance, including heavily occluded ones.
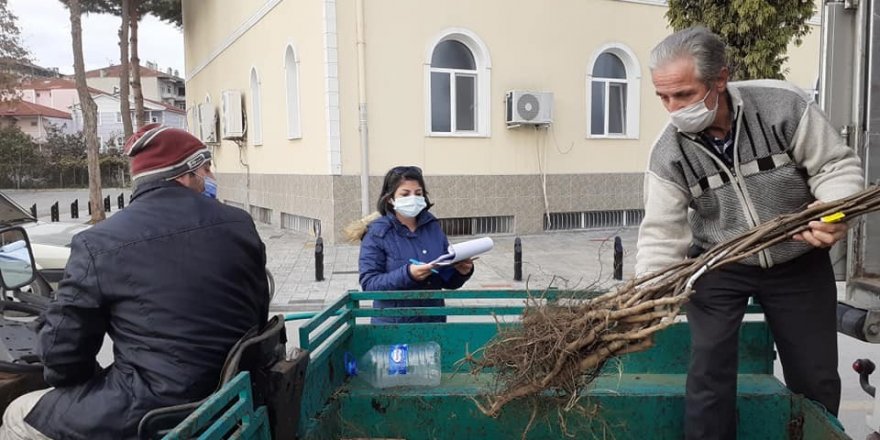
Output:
[294,290,846,439]
[163,371,270,440]
[167,290,844,439]
[314,374,843,439]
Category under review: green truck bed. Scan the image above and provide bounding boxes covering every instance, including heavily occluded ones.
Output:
[169,290,849,439]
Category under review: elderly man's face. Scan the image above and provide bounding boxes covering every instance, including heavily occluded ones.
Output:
[652,57,718,113]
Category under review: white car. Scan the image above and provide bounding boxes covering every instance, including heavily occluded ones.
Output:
[0,191,86,297]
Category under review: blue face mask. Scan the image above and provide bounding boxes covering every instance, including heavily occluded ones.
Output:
[202,176,218,199]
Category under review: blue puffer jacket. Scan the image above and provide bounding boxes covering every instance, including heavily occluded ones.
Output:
[359,211,473,323]
[26,180,269,439]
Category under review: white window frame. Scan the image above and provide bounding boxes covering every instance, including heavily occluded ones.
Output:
[284,44,302,140]
[249,66,263,146]
[424,28,491,138]
[586,43,641,140]
[115,112,122,123]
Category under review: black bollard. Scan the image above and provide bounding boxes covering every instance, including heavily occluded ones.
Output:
[50,202,59,222]
[88,200,92,216]
[104,195,111,212]
[118,193,124,209]
[514,237,522,282]
[613,236,623,281]
[315,237,325,282]
[71,200,79,219]
[30,204,36,219]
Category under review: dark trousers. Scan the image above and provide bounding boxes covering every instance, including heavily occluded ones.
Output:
[684,248,841,440]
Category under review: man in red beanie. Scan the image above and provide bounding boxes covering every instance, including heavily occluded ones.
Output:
[0,124,270,439]
[127,123,218,196]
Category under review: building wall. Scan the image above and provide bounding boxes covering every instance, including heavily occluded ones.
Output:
[184,0,330,175]
[186,0,824,241]
[73,96,186,149]
[85,76,162,103]
[13,116,41,139]
[3,115,72,142]
[20,89,80,114]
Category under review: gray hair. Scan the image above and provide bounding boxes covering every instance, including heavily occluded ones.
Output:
[649,26,728,85]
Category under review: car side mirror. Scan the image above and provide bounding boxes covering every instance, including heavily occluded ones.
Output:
[0,226,37,290]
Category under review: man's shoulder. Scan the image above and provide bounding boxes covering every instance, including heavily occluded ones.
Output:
[209,200,253,223]
[730,79,812,105]
[79,197,256,252]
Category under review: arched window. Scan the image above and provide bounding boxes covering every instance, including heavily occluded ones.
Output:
[587,44,641,138]
[284,45,302,139]
[426,29,491,136]
[250,67,263,145]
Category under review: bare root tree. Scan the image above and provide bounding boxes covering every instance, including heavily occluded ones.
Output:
[469,186,880,418]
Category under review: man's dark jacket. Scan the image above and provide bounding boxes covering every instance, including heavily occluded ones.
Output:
[26,180,270,439]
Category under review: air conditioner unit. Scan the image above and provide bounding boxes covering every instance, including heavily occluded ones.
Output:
[221,90,244,139]
[196,103,217,143]
[505,91,553,127]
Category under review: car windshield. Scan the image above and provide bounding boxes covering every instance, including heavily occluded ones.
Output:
[0,192,35,226]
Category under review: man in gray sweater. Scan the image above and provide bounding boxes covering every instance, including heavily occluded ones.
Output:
[637,26,864,439]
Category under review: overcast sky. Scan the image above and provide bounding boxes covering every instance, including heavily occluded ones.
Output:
[8,0,184,77]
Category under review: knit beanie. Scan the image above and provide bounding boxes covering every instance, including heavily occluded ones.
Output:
[124,123,212,186]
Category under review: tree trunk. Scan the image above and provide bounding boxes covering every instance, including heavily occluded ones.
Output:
[119,0,133,140]
[68,0,105,223]
[130,1,146,129]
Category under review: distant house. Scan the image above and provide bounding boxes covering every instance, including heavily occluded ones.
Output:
[0,58,63,80]
[84,63,185,110]
[0,100,74,142]
[19,78,104,117]
[71,93,187,151]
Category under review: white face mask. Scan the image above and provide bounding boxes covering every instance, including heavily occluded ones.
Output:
[669,88,719,133]
[393,195,426,218]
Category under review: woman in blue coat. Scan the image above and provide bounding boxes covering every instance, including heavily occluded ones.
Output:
[350,166,474,323]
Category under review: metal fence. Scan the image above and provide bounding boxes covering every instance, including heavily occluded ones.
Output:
[280,212,322,236]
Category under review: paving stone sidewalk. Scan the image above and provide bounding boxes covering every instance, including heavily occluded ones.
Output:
[259,223,639,312]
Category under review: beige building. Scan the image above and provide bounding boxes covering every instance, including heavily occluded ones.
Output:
[182,0,822,242]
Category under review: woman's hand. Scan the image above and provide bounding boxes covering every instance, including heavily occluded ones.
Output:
[409,263,436,281]
[454,258,474,275]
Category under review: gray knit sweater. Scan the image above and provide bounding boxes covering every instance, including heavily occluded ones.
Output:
[636,80,864,275]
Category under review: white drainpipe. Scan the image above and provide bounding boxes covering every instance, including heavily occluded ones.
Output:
[356,0,370,216]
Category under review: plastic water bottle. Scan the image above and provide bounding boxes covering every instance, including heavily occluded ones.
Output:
[345,342,441,388]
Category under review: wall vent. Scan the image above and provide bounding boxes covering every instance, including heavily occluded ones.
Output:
[543,209,644,231]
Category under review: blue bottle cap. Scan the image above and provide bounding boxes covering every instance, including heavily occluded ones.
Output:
[344,351,357,376]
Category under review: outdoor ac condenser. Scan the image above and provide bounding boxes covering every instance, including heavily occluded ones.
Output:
[505,91,553,127]
[221,90,244,139]
[197,103,217,143]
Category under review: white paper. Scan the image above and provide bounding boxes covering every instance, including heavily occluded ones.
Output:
[428,237,494,266]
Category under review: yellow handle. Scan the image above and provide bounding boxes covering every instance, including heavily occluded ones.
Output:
[821,212,846,223]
